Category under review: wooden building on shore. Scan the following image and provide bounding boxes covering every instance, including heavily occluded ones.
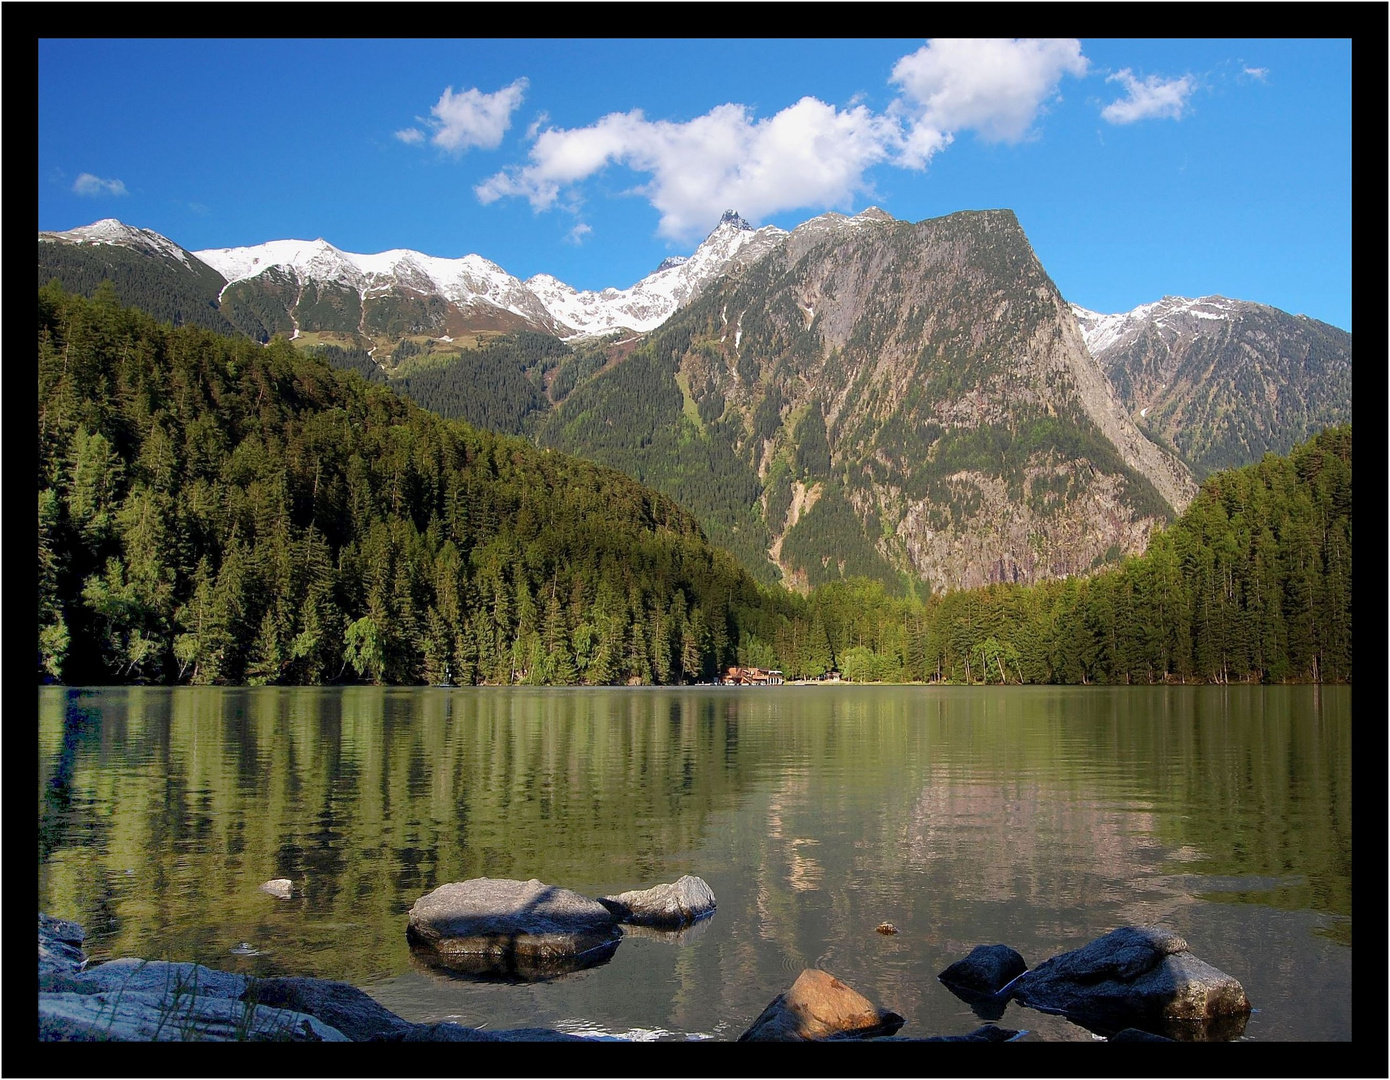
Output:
[720,666,784,685]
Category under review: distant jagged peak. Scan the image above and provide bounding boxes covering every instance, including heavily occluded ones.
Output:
[717,209,753,232]
[1071,294,1260,359]
[854,206,894,222]
[656,255,689,272]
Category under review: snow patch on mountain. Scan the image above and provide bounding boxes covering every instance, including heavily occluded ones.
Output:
[40,218,195,268]
[527,212,788,337]
[44,207,903,341]
[1071,295,1247,359]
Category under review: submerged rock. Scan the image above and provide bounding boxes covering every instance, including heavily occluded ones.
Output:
[598,875,716,929]
[939,943,1028,996]
[409,936,622,983]
[406,878,622,981]
[1011,926,1250,1039]
[739,968,905,1041]
[619,916,715,947]
[260,878,294,900]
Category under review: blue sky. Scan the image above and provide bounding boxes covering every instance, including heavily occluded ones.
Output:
[39,38,1351,330]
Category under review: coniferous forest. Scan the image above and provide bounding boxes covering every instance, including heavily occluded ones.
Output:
[38,286,1351,686]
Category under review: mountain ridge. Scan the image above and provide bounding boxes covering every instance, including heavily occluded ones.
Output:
[39,210,1350,594]
[1071,295,1353,477]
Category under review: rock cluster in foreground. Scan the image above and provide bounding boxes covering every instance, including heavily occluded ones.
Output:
[404,875,716,980]
[42,888,1250,1043]
[938,926,1251,1040]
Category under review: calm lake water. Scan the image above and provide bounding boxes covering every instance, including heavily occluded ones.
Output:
[38,685,1350,1041]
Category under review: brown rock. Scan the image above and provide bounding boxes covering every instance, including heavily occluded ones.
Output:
[738,968,905,1041]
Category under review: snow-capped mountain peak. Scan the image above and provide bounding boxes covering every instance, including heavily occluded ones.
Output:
[40,218,195,268]
[40,208,889,340]
[524,211,789,337]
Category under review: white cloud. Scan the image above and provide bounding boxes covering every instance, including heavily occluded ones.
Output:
[565,223,593,245]
[473,40,1092,239]
[1102,69,1195,124]
[395,127,425,145]
[889,38,1089,165]
[73,173,128,197]
[426,78,529,154]
[478,96,897,241]
[1243,66,1269,82]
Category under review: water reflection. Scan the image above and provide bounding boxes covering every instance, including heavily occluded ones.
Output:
[38,685,1350,1041]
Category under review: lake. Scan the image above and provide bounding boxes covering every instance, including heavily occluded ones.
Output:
[38,684,1350,1041]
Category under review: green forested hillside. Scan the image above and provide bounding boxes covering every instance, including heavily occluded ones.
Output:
[38,246,236,336]
[536,321,781,583]
[35,287,1350,687]
[36,286,799,686]
[800,426,1352,686]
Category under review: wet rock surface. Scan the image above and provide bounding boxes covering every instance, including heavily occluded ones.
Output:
[409,933,622,982]
[940,943,1028,995]
[406,878,622,980]
[1010,926,1251,1038]
[37,911,589,1042]
[739,968,905,1041]
[598,875,717,929]
[39,910,1253,1042]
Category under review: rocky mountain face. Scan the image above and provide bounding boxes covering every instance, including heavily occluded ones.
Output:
[540,208,1197,592]
[1072,296,1352,478]
[39,211,1348,596]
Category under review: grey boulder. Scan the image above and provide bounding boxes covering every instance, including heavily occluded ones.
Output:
[1011,926,1250,1038]
[37,957,345,1042]
[39,989,348,1041]
[58,958,249,1001]
[598,875,716,929]
[260,878,294,899]
[406,878,622,981]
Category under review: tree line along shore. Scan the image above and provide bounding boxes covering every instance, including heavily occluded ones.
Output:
[38,285,1351,688]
